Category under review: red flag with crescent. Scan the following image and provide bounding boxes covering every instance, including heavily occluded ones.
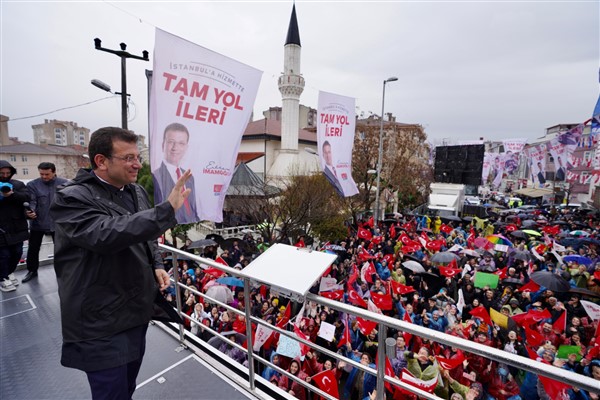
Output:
[390,280,415,295]
[375,352,397,392]
[370,291,393,310]
[347,285,368,308]
[438,265,462,278]
[319,290,344,300]
[435,350,465,370]
[358,227,373,240]
[311,369,339,399]
[356,317,377,336]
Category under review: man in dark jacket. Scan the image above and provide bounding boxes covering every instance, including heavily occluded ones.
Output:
[50,127,192,400]
[22,162,68,283]
[0,160,30,292]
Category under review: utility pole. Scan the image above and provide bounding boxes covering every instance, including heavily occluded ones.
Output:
[93,38,149,130]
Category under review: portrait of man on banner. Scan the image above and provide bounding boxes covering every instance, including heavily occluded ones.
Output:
[152,122,199,223]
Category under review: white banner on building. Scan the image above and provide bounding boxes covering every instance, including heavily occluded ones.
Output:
[526,143,548,187]
[316,91,359,197]
[548,138,568,181]
[502,138,528,154]
[149,29,262,223]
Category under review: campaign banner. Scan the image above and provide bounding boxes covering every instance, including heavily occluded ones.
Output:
[485,153,504,188]
[149,29,262,222]
[316,91,359,197]
[548,138,568,181]
[481,153,492,186]
[502,138,528,154]
[526,144,547,187]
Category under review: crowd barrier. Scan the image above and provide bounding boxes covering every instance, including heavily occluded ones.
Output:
[159,244,600,400]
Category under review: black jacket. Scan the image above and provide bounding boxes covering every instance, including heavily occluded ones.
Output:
[0,160,30,245]
[50,169,178,342]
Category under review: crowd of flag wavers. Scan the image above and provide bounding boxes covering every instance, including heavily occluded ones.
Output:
[163,204,600,400]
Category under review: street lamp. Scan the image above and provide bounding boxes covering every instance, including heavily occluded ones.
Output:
[93,38,149,129]
[374,76,398,222]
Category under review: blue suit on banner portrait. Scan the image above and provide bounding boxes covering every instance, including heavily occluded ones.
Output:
[323,165,344,197]
[153,162,199,223]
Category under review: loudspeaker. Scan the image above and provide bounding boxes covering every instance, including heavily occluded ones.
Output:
[434,145,484,185]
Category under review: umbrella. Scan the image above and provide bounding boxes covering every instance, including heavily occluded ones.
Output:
[216,276,245,287]
[509,249,532,262]
[570,230,590,237]
[188,239,218,249]
[206,233,225,244]
[502,278,523,287]
[205,285,234,304]
[530,271,571,292]
[486,234,513,247]
[462,216,474,222]
[510,231,528,239]
[522,229,542,237]
[441,215,463,222]
[563,255,593,266]
[208,330,247,349]
[402,260,426,274]
[521,220,537,228]
[324,244,346,251]
[163,253,196,261]
[460,249,480,257]
[474,237,493,250]
[475,248,494,258]
[241,228,255,234]
[430,252,461,264]
[568,287,600,299]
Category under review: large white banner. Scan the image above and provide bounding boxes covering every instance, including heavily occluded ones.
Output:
[526,143,547,187]
[316,91,359,197]
[548,138,567,181]
[149,29,262,223]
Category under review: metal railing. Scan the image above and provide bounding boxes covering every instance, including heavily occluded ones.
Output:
[160,244,600,399]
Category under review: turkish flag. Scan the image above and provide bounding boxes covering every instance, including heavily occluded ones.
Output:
[425,240,442,252]
[448,258,458,269]
[401,222,413,231]
[390,280,415,296]
[438,265,462,278]
[383,253,395,267]
[356,317,377,336]
[361,261,377,284]
[276,303,291,329]
[539,375,570,399]
[525,325,545,347]
[367,216,374,228]
[527,308,552,324]
[402,311,413,344]
[338,318,351,349]
[311,369,340,399]
[371,236,384,245]
[494,267,508,279]
[347,286,368,308]
[320,289,344,300]
[293,325,312,356]
[375,353,397,392]
[348,264,359,286]
[516,280,541,293]
[553,310,567,334]
[400,368,438,393]
[436,350,466,370]
[440,224,453,234]
[401,244,419,254]
[358,227,373,240]
[469,305,492,326]
[357,248,375,261]
[204,267,226,278]
[370,291,393,310]
[505,224,518,232]
[390,225,397,239]
[215,256,229,266]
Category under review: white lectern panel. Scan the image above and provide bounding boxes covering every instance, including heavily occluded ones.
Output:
[240,244,337,299]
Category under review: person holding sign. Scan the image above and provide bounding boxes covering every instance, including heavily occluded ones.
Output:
[152,122,199,223]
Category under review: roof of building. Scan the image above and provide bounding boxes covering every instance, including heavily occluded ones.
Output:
[235,152,264,165]
[226,162,280,197]
[285,4,301,47]
[0,142,85,156]
[243,118,316,143]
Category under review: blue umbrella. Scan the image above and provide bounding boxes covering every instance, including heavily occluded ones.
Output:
[563,255,593,266]
[216,276,245,287]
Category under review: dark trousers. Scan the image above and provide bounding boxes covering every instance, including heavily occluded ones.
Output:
[86,357,144,400]
[26,231,53,273]
[0,242,23,280]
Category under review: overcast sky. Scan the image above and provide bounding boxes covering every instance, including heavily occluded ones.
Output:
[1,1,598,145]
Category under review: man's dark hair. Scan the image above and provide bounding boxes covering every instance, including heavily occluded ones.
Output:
[37,162,56,172]
[322,140,331,150]
[89,127,138,169]
[163,122,190,145]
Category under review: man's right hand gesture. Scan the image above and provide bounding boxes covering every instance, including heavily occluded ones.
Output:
[167,169,192,211]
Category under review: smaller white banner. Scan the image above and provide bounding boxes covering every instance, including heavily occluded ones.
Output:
[317,321,336,342]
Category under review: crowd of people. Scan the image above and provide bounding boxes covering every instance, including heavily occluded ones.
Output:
[164,204,600,400]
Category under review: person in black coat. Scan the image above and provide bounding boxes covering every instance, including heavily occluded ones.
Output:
[0,160,30,292]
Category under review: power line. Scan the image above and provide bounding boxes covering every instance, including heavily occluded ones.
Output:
[0,96,118,123]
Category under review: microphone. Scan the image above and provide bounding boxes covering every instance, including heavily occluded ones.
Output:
[23,202,33,212]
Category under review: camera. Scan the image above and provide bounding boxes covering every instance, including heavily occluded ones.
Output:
[0,182,13,193]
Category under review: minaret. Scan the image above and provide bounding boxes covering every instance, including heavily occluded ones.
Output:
[279,4,304,151]
[268,4,305,178]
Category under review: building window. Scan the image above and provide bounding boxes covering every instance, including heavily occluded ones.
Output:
[10,155,16,162]
[21,155,27,162]
[584,151,593,163]
[22,168,29,175]
[55,128,61,134]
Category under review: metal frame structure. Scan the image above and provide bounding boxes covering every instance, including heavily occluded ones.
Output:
[161,244,600,399]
